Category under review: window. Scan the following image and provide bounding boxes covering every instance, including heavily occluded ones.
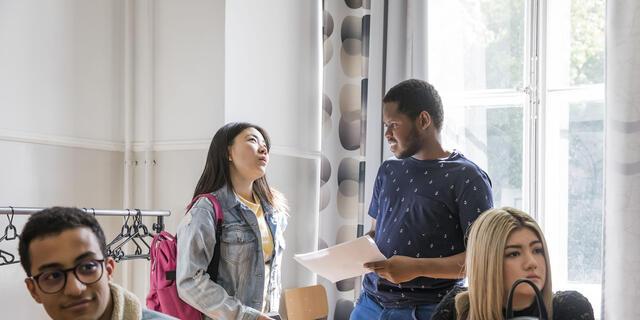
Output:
[426,0,604,316]
[427,0,526,209]
[543,0,604,315]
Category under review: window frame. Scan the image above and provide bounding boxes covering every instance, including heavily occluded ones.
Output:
[422,0,605,316]
[526,0,604,315]
[369,0,605,315]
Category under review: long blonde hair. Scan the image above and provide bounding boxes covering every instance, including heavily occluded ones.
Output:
[454,207,553,320]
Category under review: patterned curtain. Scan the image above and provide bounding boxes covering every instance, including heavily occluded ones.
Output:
[320,0,370,319]
[602,1,640,318]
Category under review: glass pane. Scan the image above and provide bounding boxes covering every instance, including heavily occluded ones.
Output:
[442,105,523,208]
[568,101,603,282]
[570,0,605,85]
[543,94,604,316]
[547,0,604,89]
[545,1,604,317]
[487,107,523,208]
[428,0,524,90]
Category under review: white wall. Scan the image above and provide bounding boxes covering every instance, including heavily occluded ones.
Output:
[1,0,320,318]
[143,0,226,144]
[126,0,227,300]
[225,0,322,294]
[0,1,125,318]
[0,0,124,145]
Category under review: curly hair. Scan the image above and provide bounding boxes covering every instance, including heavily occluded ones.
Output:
[383,79,444,130]
[18,207,107,276]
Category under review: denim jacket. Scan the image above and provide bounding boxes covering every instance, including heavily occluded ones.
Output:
[176,186,287,320]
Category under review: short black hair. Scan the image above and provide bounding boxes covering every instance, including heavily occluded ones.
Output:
[18,207,107,276]
[383,79,444,130]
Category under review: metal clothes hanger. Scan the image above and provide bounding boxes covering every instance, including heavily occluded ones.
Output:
[106,213,133,259]
[0,207,19,266]
[108,210,154,261]
[0,250,15,264]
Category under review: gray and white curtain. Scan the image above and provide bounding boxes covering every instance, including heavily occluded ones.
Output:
[321,0,370,319]
[602,0,640,318]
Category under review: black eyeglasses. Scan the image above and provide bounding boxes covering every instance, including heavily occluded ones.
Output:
[29,259,105,294]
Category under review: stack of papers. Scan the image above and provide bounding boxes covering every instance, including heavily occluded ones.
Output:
[294,236,386,283]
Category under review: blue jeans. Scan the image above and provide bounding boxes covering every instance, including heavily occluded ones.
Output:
[349,291,436,320]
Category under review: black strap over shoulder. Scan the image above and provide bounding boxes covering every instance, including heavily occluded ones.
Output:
[207,214,223,282]
[187,193,224,284]
[165,194,224,284]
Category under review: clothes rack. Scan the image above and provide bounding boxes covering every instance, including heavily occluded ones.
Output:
[0,206,169,233]
[0,206,171,266]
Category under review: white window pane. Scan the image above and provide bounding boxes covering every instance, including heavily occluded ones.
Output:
[547,0,604,89]
[543,94,603,316]
[442,104,523,209]
[428,0,524,91]
[545,0,604,317]
[569,0,605,86]
[567,101,603,283]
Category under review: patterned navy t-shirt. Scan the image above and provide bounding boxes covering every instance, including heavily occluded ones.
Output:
[363,151,493,307]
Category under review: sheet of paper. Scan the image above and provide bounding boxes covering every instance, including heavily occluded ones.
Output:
[294,235,386,283]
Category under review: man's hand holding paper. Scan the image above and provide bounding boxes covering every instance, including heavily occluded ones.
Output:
[364,255,421,284]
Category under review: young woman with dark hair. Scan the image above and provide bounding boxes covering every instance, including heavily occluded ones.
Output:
[176,122,287,320]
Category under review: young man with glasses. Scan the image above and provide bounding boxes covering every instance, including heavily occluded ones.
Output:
[18,206,175,320]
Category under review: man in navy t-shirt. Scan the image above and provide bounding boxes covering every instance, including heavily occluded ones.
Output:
[350,79,494,320]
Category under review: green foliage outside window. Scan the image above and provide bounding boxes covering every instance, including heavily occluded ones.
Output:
[479,0,524,89]
[570,0,605,85]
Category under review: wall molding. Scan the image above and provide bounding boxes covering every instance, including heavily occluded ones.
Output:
[0,128,123,152]
[139,140,321,160]
[269,145,321,160]
[0,129,320,159]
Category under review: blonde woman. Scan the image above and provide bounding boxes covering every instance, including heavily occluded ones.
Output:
[431,207,594,320]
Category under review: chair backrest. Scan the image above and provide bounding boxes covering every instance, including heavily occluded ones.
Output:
[284,284,329,320]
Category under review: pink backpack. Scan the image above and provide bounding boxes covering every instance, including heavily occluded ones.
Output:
[146,194,224,319]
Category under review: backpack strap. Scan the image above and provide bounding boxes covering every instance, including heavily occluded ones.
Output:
[188,194,224,283]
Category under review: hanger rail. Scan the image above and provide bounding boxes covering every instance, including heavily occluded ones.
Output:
[0,207,170,217]
[0,206,170,266]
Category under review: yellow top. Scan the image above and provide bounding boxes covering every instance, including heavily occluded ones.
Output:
[236,192,274,263]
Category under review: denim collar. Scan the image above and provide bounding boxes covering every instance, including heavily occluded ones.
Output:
[212,185,241,211]
[213,184,276,216]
